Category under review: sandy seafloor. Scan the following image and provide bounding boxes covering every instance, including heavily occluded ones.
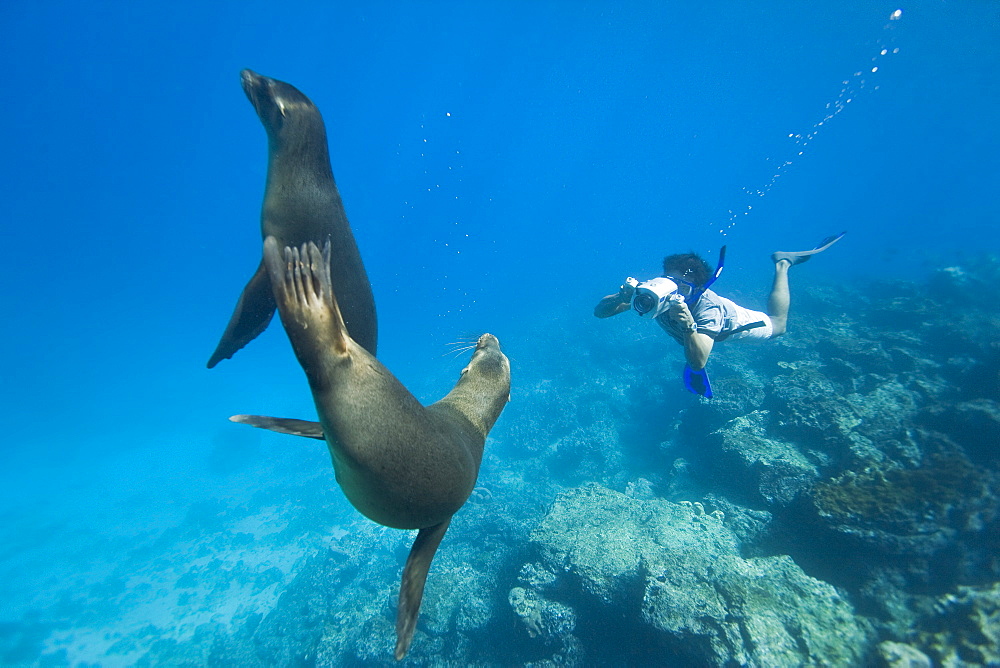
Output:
[1,1,999,666]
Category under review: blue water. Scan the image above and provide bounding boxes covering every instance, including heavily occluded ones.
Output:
[1,1,998,665]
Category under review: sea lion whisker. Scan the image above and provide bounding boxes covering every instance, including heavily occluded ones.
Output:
[443,344,477,358]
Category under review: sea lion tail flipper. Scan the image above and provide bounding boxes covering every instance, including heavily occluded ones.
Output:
[229,414,325,440]
[395,519,451,660]
[206,260,277,368]
[263,237,351,358]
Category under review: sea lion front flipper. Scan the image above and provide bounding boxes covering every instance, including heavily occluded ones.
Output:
[263,238,352,387]
[229,414,325,440]
[207,260,277,368]
[395,519,451,660]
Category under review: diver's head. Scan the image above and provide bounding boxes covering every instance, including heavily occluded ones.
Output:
[662,253,711,293]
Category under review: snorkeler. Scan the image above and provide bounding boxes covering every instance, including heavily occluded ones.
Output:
[594,233,845,397]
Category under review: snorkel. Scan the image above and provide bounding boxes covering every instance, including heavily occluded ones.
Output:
[668,245,726,306]
[669,246,726,398]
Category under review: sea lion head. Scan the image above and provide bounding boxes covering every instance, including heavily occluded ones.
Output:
[450,333,511,436]
[240,69,320,138]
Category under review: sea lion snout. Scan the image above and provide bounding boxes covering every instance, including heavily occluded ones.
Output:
[239,69,268,108]
[239,69,311,125]
[476,333,499,349]
[462,333,508,379]
[239,68,261,90]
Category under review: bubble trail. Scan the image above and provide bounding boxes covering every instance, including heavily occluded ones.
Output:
[717,9,904,236]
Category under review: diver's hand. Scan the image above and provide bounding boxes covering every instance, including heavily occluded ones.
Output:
[618,277,639,301]
[667,297,697,334]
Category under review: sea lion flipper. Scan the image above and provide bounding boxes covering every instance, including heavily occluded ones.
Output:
[229,414,324,440]
[395,519,451,660]
[207,261,277,368]
[263,237,351,361]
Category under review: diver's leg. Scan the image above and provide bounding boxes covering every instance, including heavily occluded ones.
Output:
[767,259,791,337]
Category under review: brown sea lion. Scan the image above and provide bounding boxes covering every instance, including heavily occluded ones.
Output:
[207,70,377,368]
[232,238,510,659]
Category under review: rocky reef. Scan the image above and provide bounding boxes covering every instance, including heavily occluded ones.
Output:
[3,256,999,665]
[517,484,872,665]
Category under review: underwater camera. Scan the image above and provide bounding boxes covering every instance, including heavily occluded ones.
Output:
[632,277,682,319]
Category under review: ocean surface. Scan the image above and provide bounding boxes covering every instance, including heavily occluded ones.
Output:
[1,2,998,665]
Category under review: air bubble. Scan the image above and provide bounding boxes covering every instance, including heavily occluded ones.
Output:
[716,10,899,237]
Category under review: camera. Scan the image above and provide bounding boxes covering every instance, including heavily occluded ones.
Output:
[632,277,682,319]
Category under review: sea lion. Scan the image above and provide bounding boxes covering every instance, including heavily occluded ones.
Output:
[232,238,511,659]
[207,70,377,368]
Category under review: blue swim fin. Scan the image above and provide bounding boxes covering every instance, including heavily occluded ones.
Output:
[683,364,713,398]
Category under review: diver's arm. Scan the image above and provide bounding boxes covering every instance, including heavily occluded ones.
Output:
[667,299,715,369]
[683,331,714,370]
[594,294,631,318]
[594,278,638,318]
